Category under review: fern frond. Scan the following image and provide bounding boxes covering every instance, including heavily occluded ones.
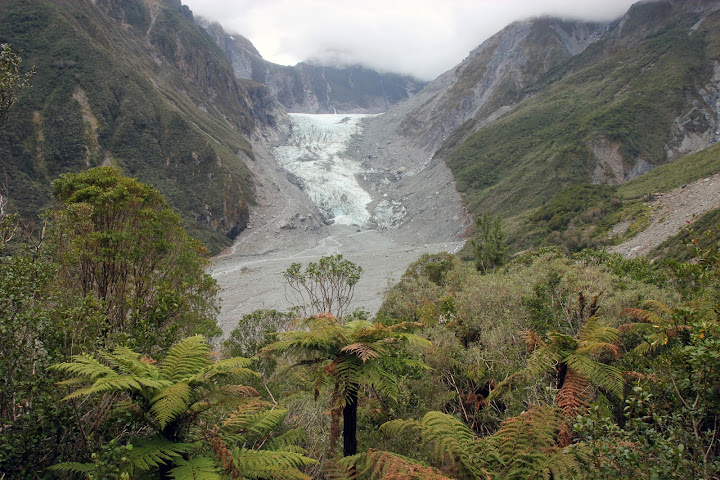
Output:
[617,322,653,334]
[150,381,192,429]
[419,411,481,474]
[232,447,317,480]
[47,461,96,475]
[622,307,662,325]
[265,428,308,451]
[557,369,591,446]
[526,345,565,379]
[60,373,169,400]
[575,340,619,359]
[160,335,211,383]
[53,354,116,380]
[492,406,561,468]
[556,369,591,417]
[322,459,354,480]
[346,449,456,480]
[129,437,193,471]
[380,418,423,440]
[237,408,287,438]
[578,319,619,346]
[640,299,673,316]
[105,346,160,378]
[333,357,363,384]
[565,354,623,399]
[169,456,222,480]
[191,356,258,384]
[520,330,546,351]
[221,403,287,439]
[505,445,580,480]
[341,343,381,363]
[198,384,260,410]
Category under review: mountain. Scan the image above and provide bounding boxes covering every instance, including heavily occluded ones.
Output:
[199,19,426,113]
[0,0,285,252]
[366,0,720,253]
[396,18,610,153]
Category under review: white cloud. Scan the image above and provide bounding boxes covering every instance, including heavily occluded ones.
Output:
[183,0,638,81]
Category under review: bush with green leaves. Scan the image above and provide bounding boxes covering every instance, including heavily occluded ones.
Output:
[48,166,221,353]
[283,255,363,320]
[0,42,34,125]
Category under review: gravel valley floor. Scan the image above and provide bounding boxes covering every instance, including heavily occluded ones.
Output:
[211,114,468,335]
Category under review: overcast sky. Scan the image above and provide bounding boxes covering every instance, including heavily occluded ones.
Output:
[182,0,639,81]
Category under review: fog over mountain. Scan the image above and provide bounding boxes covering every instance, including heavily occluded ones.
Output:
[183,0,638,80]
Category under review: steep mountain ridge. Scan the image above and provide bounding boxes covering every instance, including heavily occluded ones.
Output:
[0,0,286,252]
[396,18,609,152]
[427,0,720,241]
[199,19,426,114]
[338,0,720,257]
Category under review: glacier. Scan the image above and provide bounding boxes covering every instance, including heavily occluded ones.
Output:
[275,113,379,226]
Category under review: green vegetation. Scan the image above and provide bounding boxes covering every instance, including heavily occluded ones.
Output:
[471,213,506,273]
[0,0,268,253]
[48,167,221,352]
[2,2,720,479]
[51,335,315,480]
[437,3,719,255]
[2,166,720,479]
[0,42,34,124]
[262,315,430,457]
[283,255,364,320]
[617,142,720,200]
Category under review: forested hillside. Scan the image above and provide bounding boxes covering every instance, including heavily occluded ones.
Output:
[420,0,720,255]
[0,0,283,252]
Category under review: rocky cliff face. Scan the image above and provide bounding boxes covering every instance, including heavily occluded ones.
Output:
[395,18,608,153]
[199,20,425,114]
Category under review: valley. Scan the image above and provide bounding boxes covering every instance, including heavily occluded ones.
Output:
[211,112,467,332]
[3,1,720,477]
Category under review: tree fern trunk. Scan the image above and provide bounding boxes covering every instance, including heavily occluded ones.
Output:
[343,387,358,456]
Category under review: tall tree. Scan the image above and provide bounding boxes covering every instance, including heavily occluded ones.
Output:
[48,166,220,352]
[283,255,363,320]
[472,213,506,274]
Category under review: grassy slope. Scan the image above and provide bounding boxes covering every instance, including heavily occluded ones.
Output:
[438,2,718,254]
[617,142,720,199]
[0,0,264,253]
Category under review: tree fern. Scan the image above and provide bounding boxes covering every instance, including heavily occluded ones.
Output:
[231,448,316,480]
[378,406,587,480]
[382,412,493,479]
[52,335,314,479]
[47,462,97,476]
[491,406,563,477]
[159,335,211,382]
[263,314,431,456]
[150,381,192,429]
[620,300,693,354]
